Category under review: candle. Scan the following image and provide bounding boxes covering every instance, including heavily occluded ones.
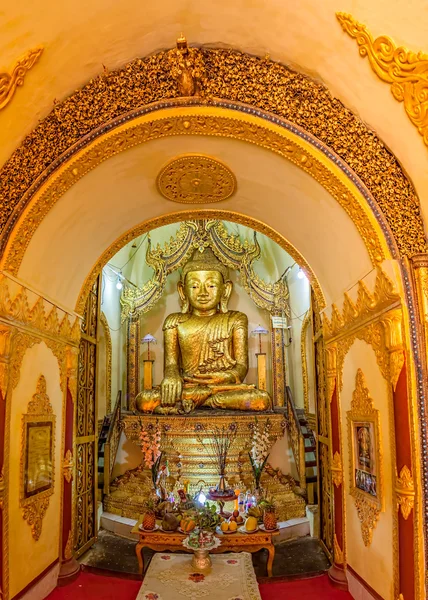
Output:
[234,489,240,511]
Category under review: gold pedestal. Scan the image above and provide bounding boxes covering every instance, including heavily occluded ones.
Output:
[143,359,154,390]
[256,353,267,391]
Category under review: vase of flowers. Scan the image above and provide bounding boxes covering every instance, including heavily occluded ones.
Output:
[182,503,221,571]
[139,420,163,496]
[196,424,237,495]
[248,417,271,493]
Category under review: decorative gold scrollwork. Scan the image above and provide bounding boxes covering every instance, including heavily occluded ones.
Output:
[337,13,428,149]
[331,452,343,488]
[64,530,73,560]
[63,449,74,484]
[120,220,291,321]
[0,47,43,110]
[395,465,415,520]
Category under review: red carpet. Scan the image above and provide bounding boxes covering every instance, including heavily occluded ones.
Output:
[47,571,352,599]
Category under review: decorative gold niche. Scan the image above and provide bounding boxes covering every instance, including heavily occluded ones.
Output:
[20,375,56,541]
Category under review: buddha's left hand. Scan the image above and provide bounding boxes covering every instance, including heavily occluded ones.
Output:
[184,372,236,385]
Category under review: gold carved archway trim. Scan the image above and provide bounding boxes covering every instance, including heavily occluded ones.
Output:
[0,106,393,313]
[0,47,424,258]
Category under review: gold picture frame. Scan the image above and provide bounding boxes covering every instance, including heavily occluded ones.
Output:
[20,375,55,540]
[347,369,383,546]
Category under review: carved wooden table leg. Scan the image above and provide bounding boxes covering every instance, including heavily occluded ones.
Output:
[135,540,144,576]
[267,543,275,577]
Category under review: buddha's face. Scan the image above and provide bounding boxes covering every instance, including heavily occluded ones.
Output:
[184,270,224,312]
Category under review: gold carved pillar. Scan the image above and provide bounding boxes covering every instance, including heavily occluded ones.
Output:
[271,312,286,407]
[126,315,140,411]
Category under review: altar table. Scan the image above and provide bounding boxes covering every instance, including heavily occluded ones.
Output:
[132,523,279,577]
[136,552,262,600]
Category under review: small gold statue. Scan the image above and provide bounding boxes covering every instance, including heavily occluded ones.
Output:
[136,248,272,414]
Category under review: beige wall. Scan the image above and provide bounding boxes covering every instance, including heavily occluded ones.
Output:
[341,339,394,600]
[8,342,63,598]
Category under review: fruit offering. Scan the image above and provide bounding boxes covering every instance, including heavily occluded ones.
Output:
[142,507,156,530]
[161,512,179,531]
[263,502,278,531]
[180,516,196,532]
[245,516,258,532]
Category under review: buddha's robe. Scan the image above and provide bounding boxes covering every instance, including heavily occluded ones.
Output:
[136,310,271,413]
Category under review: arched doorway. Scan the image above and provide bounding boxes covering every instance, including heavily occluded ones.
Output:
[0,47,423,600]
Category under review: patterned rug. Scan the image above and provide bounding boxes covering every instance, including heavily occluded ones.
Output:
[136,552,261,600]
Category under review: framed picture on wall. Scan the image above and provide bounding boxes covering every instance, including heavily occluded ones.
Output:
[20,375,56,540]
[347,369,383,546]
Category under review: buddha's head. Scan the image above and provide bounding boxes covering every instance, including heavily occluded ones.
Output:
[178,248,232,314]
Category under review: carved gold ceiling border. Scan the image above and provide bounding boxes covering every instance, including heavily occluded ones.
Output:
[337,13,428,149]
[157,155,236,203]
[347,369,384,546]
[120,219,291,320]
[0,47,424,258]
[0,47,43,111]
[20,375,56,541]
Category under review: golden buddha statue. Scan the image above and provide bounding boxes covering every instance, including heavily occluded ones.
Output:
[136,248,272,414]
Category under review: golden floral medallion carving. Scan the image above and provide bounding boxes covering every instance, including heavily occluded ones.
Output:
[347,370,383,547]
[331,451,343,488]
[20,375,56,540]
[0,47,43,110]
[337,13,428,149]
[395,465,415,520]
[157,155,236,204]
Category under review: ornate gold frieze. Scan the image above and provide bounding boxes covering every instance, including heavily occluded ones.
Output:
[331,451,343,487]
[0,47,424,258]
[395,465,415,520]
[0,274,80,346]
[323,266,400,341]
[63,449,73,484]
[99,312,112,413]
[0,47,43,110]
[20,375,56,540]
[347,370,383,547]
[120,219,291,321]
[157,155,236,204]
[337,13,428,149]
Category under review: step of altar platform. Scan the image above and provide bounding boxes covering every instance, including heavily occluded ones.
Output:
[99,511,311,543]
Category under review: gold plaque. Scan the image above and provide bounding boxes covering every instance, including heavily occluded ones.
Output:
[157,155,236,204]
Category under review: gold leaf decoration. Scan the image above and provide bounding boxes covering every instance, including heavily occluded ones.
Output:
[395,465,415,520]
[337,13,428,148]
[0,47,43,110]
[64,530,73,560]
[333,533,344,564]
[63,449,74,484]
[331,451,343,487]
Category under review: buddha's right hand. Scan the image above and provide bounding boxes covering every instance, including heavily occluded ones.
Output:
[160,375,183,406]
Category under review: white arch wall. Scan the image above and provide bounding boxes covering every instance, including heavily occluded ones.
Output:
[16,134,372,313]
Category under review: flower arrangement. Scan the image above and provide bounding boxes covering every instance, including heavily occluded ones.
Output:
[196,424,237,493]
[139,420,163,488]
[248,417,271,490]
